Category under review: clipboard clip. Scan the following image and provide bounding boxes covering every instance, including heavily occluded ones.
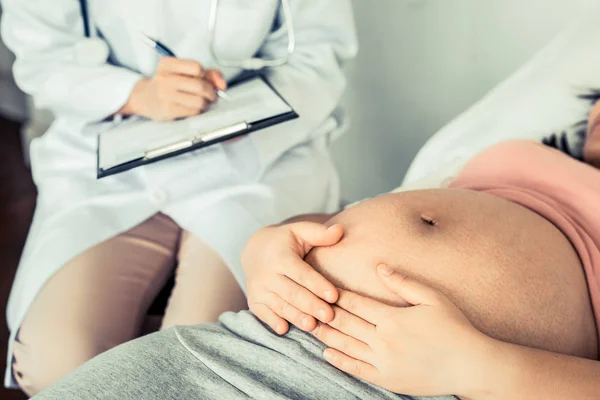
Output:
[144,121,249,160]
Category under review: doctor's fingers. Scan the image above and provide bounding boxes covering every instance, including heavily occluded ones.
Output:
[167,76,218,102]
[204,69,228,91]
[158,57,204,78]
[172,92,210,113]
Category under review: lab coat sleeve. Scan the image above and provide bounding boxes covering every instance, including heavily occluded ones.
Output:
[0,0,143,123]
[259,0,358,136]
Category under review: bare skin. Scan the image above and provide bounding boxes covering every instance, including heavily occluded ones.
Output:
[243,187,600,399]
[584,99,600,168]
[243,102,600,399]
[118,57,227,121]
[306,188,597,360]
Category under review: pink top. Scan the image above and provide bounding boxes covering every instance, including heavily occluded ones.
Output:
[450,140,600,349]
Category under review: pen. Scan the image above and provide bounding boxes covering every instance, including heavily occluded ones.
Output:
[137,32,230,101]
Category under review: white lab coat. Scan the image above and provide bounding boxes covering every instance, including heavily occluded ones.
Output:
[0,0,357,388]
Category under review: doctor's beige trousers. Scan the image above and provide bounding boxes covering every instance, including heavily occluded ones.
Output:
[11,212,247,396]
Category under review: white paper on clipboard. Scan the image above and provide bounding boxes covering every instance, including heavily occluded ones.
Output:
[98,77,292,171]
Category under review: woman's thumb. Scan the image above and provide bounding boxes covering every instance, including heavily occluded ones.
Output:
[377,264,443,306]
[291,222,344,247]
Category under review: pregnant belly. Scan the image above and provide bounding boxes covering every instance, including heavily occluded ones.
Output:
[306,189,598,359]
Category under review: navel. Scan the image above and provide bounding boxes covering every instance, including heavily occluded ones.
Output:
[420,212,438,227]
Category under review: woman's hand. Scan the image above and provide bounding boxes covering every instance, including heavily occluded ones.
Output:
[312,264,492,398]
[119,57,227,121]
[242,222,344,335]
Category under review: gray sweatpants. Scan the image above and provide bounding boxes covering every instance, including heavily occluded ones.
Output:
[34,311,457,400]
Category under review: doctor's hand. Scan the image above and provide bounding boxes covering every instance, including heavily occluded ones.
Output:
[119,57,227,121]
[242,222,344,335]
[313,265,492,398]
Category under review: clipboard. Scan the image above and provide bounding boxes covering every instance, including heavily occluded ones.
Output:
[97,75,298,178]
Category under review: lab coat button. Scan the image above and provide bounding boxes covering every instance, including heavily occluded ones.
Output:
[151,189,169,205]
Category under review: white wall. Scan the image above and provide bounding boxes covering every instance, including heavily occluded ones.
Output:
[333,0,595,202]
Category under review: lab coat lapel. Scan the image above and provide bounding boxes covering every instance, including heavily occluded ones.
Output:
[211,0,279,62]
[125,0,163,75]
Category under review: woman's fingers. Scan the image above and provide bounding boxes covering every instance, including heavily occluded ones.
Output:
[283,254,338,307]
[251,302,289,335]
[270,274,333,326]
[313,323,372,362]
[377,264,447,307]
[336,289,391,325]
[264,290,319,332]
[285,269,337,313]
[328,305,376,344]
[289,223,344,250]
[323,348,378,383]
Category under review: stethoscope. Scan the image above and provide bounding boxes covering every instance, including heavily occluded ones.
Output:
[77,0,295,70]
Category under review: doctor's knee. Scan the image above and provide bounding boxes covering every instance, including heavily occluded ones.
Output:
[12,329,105,396]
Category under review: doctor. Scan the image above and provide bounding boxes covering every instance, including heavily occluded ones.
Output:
[0,0,357,395]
